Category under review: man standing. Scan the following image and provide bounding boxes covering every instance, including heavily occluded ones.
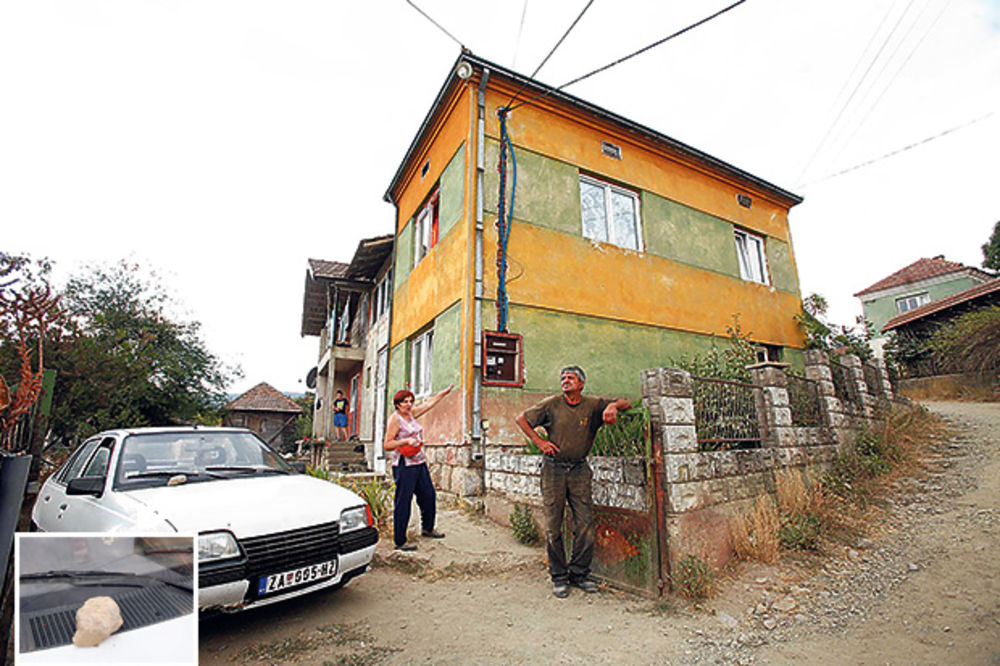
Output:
[515,366,631,598]
[332,390,349,442]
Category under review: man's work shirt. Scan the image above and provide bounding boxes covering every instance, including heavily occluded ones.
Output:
[522,395,611,460]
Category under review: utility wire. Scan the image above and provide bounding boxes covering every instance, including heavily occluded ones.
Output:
[405,0,465,48]
[511,0,530,70]
[506,0,596,109]
[798,111,996,188]
[830,0,952,164]
[508,0,746,113]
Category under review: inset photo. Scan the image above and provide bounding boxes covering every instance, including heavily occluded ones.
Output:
[15,534,196,665]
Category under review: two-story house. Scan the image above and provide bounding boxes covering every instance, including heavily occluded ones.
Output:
[382,53,807,496]
[300,235,393,472]
[855,256,992,356]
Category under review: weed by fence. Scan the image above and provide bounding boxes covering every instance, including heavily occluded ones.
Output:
[691,376,762,451]
[591,407,649,457]
[786,374,823,427]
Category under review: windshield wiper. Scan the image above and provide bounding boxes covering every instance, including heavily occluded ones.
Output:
[127,470,203,478]
[20,570,193,593]
[204,466,289,475]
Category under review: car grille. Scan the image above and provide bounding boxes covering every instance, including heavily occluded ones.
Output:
[198,522,378,594]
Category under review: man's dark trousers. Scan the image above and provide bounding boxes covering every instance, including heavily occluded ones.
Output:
[540,457,595,584]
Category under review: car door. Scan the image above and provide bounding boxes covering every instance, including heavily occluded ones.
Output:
[34,438,101,530]
[60,436,134,532]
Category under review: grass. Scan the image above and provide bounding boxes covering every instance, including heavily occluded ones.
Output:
[508,503,540,545]
[673,554,714,599]
[729,402,947,563]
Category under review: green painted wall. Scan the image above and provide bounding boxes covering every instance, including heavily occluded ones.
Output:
[766,238,799,295]
[438,143,465,240]
[431,300,462,391]
[483,139,581,236]
[642,191,739,278]
[507,304,726,398]
[388,342,408,397]
[394,220,413,291]
[862,275,981,333]
[784,348,806,375]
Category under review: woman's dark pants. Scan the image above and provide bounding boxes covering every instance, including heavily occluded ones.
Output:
[392,462,436,547]
[541,458,594,584]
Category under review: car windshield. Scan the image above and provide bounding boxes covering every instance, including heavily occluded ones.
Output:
[114,431,292,490]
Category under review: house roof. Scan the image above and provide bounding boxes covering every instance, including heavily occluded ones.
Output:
[225,382,302,414]
[308,259,349,280]
[384,51,803,209]
[882,277,1000,332]
[854,256,989,297]
[346,235,394,280]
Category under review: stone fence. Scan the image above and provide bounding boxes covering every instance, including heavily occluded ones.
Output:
[481,351,895,580]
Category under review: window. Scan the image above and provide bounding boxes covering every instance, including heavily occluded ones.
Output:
[82,442,112,479]
[755,344,783,364]
[373,270,393,322]
[579,175,642,251]
[56,439,101,485]
[734,229,769,284]
[410,328,434,397]
[413,190,440,267]
[895,292,930,314]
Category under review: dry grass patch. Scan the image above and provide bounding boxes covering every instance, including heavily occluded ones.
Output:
[730,494,780,563]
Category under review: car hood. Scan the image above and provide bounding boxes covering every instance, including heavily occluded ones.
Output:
[123,474,365,537]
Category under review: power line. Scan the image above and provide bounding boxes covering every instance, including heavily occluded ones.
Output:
[508,0,747,113]
[511,0,530,70]
[506,0,596,108]
[798,111,996,188]
[794,0,918,186]
[405,0,465,48]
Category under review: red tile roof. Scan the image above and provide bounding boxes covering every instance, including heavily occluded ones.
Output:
[882,278,1000,332]
[225,382,302,413]
[854,257,976,297]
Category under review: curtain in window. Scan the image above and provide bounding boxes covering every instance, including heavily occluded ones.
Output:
[611,191,639,250]
[580,181,608,242]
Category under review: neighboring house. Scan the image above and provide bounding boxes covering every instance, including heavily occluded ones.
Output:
[881,277,1000,377]
[854,256,992,356]
[382,52,807,496]
[299,236,394,472]
[223,382,302,450]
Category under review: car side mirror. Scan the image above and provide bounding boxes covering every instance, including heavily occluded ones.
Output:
[290,461,306,474]
[66,477,105,496]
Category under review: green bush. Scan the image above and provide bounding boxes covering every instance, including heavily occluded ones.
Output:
[674,554,714,599]
[779,513,821,550]
[509,503,540,545]
[339,475,394,530]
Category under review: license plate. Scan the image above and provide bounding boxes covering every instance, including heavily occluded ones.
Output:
[257,559,338,595]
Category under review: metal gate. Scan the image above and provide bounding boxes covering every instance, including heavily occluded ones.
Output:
[585,408,667,597]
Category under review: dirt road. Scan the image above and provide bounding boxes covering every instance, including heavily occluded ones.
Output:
[199,402,1000,665]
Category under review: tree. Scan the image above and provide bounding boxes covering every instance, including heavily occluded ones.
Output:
[795,293,873,361]
[983,220,1000,271]
[43,261,241,442]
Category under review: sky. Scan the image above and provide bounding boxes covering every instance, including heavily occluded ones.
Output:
[2,0,998,395]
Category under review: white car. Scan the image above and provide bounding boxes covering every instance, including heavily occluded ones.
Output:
[31,427,378,613]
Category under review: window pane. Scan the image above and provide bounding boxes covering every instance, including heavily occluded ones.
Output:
[611,191,639,250]
[747,236,764,283]
[734,234,751,280]
[580,181,607,242]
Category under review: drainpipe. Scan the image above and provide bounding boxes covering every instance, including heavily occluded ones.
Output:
[471,66,490,465]
[383,203,399,477]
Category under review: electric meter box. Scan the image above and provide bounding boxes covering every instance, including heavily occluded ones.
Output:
[482,331,523,387]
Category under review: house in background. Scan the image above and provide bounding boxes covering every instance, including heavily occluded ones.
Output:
[223,382,301,450]
[855,256,993,356]
[382,52,807,497]
[299,235,394,473]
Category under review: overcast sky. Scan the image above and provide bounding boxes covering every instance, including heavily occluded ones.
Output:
[2,0,998,395]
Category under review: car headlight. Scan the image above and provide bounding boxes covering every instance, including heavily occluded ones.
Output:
[339,506,371,533]
[198,531,241,563]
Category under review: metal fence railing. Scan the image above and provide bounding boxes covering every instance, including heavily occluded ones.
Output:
[786,374,823,427]
[829,359,861,409]
[591,408,649,458]
[863,364,881,398]
[691,376,762,451]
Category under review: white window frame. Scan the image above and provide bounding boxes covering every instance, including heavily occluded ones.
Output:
[578,175,643,251]
[373,270,392,322]
[413,191,439,268]
[895,292,930,314]
[734,228,769,285]
[410,328,434,398]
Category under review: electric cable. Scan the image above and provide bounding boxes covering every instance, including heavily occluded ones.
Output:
[512,0,530,70]
[508,0,746,112]
[506,0,596,109]
[495,109,518,332]
[797,110,996,188]
[795,0,918,185]
[405,0,465,48]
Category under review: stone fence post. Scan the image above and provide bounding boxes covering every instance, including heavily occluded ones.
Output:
[747,362,792,448]
[872,356,895,401]
[642,368,697,457]
[804,350,852,451]
[841,354,874,417]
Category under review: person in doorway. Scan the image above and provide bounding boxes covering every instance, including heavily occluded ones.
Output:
[515,366,631,598]
[332,390,349,442]
[383,384,453,551]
